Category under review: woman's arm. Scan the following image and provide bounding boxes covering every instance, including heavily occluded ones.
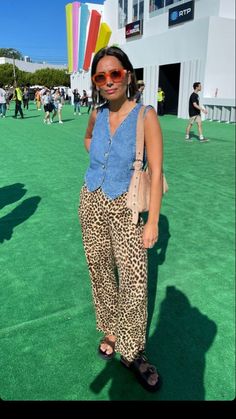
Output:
[143,107,163,249]
[84,109,97,152]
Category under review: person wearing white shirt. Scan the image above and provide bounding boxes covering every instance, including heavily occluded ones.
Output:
[0,84,7,118]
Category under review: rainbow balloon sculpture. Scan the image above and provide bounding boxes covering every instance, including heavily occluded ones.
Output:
[65,1,112,73]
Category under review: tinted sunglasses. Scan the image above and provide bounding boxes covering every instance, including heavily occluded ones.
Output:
[92,68,127,86]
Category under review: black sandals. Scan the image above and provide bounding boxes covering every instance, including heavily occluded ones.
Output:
[98,336,116,360]
[120,351,161,392]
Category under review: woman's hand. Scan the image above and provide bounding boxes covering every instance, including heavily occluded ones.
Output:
[142,222,158,249]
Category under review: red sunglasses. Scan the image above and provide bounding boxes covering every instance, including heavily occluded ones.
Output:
[92,68,127,86]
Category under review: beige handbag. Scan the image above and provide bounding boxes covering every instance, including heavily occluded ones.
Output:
[127,106,168,224]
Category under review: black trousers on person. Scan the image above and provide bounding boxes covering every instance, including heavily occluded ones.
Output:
[15,100,24,118]
[158,101,164,116]
[23,99,29,109]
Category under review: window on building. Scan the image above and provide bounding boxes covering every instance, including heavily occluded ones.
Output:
[149,0,164,12]
[118,0,128,29]
[149,0,182,15]
[133,0,144,21]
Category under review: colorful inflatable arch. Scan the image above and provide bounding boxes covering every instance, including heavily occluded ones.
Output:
[65,1,112,73]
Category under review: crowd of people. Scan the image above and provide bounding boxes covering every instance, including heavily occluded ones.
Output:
[0,84,94,124]
[1,81,208,142]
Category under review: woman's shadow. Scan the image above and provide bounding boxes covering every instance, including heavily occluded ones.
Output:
[0,183,41,243]
[145,213,171,334]
[89,287,217,400]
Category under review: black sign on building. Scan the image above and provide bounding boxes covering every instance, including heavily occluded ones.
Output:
[168,0,194,27]
[125,20,143,38]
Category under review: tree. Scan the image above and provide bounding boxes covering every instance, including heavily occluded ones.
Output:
[0,63,70,87]
[33,68,70,87]
[0,48,23,60]
[0,63,19,85]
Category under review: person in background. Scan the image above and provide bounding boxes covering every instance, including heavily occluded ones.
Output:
[60,87,65,105]
[73,89,81,115]
[35,88,41,110]
[157,87,165,116]
[5,85,13,111]
[52,89,63,124]
[0,84,7,118]
[185,82,209,142]
[87,90,94,114]
[67,87,72,105]
[78,46,163,392]
[81,89,88,107]
[12,83,24,119]
[23,86,30,110]
[134,80,145,104]
[42,89,53,124]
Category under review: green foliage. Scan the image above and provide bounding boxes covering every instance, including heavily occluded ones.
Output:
[0,63,19,85]
[0,48,23,60]
[33,68,70,87]
[0,63,70,87]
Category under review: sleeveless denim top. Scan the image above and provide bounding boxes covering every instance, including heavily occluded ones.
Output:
[85,102,147,200]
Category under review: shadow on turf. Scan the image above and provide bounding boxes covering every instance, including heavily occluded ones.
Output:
[145,213,171,334]
[60,118,76,123]
[90,286,217,400]
[0,184,41,243]
[0,183,27,209]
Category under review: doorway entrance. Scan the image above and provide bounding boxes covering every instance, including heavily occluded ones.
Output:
[135,67,144,82]
[158,63,181,115]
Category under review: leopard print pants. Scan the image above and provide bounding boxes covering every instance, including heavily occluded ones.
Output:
[78,185,148,362]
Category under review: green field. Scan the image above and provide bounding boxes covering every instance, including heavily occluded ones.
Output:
[0,102,235,400]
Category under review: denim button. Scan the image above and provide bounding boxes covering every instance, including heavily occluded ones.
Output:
[102,165,105,169]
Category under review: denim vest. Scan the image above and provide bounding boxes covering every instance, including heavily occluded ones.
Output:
[85,102,145,200]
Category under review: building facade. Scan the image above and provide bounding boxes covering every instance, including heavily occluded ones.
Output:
[71,0,235,121]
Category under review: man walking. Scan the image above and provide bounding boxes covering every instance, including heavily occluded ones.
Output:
[185,82,208,142]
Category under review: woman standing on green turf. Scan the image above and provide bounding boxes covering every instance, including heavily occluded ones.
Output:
[78,46,163,392]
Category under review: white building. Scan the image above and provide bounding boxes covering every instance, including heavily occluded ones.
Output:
[71,0,235,122]
[0,57,67,73]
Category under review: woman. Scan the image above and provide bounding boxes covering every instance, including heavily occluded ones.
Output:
[52,89,63,124]
[78,46,163,392]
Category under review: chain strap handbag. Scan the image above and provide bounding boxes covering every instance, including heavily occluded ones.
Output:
[127,106,168,224]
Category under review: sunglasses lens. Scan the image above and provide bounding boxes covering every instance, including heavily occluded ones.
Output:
[110,70,123,82]
[93,69,125,85]
[94,74,106,85]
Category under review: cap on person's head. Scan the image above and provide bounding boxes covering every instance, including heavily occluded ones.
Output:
[137,80,145,87]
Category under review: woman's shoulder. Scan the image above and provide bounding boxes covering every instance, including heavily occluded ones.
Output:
[143,104,157,116]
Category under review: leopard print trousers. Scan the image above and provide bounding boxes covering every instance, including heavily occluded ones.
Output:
[78,185,148,362]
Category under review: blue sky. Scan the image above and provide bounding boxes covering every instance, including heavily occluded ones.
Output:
[1,0,105,65]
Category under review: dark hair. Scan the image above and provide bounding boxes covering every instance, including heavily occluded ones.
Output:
[91,46,138,104]
[193,82,201,90]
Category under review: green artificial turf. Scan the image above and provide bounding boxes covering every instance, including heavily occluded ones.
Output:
[0,103,235,400]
